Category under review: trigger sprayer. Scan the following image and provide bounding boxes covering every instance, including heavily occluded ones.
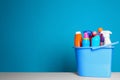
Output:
[101,30,112,45]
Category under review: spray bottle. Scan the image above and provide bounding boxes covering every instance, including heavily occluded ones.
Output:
[101,30,112,45]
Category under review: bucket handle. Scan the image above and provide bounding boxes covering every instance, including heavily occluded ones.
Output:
[92,41,119,50]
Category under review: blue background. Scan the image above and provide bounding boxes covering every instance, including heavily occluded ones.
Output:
[0,0,120,72]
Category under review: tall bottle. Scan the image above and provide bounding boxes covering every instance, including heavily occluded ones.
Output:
[98,27,104,46]
[100,34,104,46]
[82,32,90,47]
[74,31,82,47]
[83,30,92,46]
[90,31,97,46]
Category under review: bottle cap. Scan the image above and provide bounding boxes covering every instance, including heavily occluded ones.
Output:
[83,30,92,37]
[84,32,89,38]
[76,31,81,34]
[98,28,103,33]
[92,31,97,36]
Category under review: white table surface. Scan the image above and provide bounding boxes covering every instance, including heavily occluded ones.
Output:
[0,72,120,80]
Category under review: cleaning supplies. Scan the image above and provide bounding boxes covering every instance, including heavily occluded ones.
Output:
[74,28,118,78]
[101,30,112,45]
[74,28,112,47]
[91,35,100,47]
[82,33,90,47]
[74,31,82,47]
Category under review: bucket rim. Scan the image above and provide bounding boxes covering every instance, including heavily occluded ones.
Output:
[73,46,114,49]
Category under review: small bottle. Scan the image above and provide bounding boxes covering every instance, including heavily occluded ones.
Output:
[98,27,104,46]
[100,34,104,46]
[90,31,97,46]
[91,35,100,47]
[74,31,82,47]
[83,30,92,47]
[82,33,90,47]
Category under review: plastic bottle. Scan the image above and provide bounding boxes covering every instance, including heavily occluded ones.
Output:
[87,31,97,46]
[84,30,92,46]
[98,27,105,46]
[82,33,90,47]
[74,31,82,47]
[101,30,112,45]
[91,35,100,47]
[100,34,104,46]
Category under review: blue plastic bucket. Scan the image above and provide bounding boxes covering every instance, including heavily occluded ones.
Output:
[75,47,113,77]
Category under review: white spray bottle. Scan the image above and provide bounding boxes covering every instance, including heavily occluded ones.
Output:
[101,30,112,45]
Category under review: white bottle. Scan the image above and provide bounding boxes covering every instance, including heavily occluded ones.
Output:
[101,30,112,45]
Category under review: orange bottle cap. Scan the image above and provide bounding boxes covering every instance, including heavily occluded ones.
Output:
[98,28,103,33]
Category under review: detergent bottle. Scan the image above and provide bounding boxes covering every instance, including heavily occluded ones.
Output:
[91,35,100,47]
[74,31,82,47]
[101,30,112,45]
[100,34,104,46]
[82,32,90,47]
[98,27,104,46]
[83,30,92,46]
